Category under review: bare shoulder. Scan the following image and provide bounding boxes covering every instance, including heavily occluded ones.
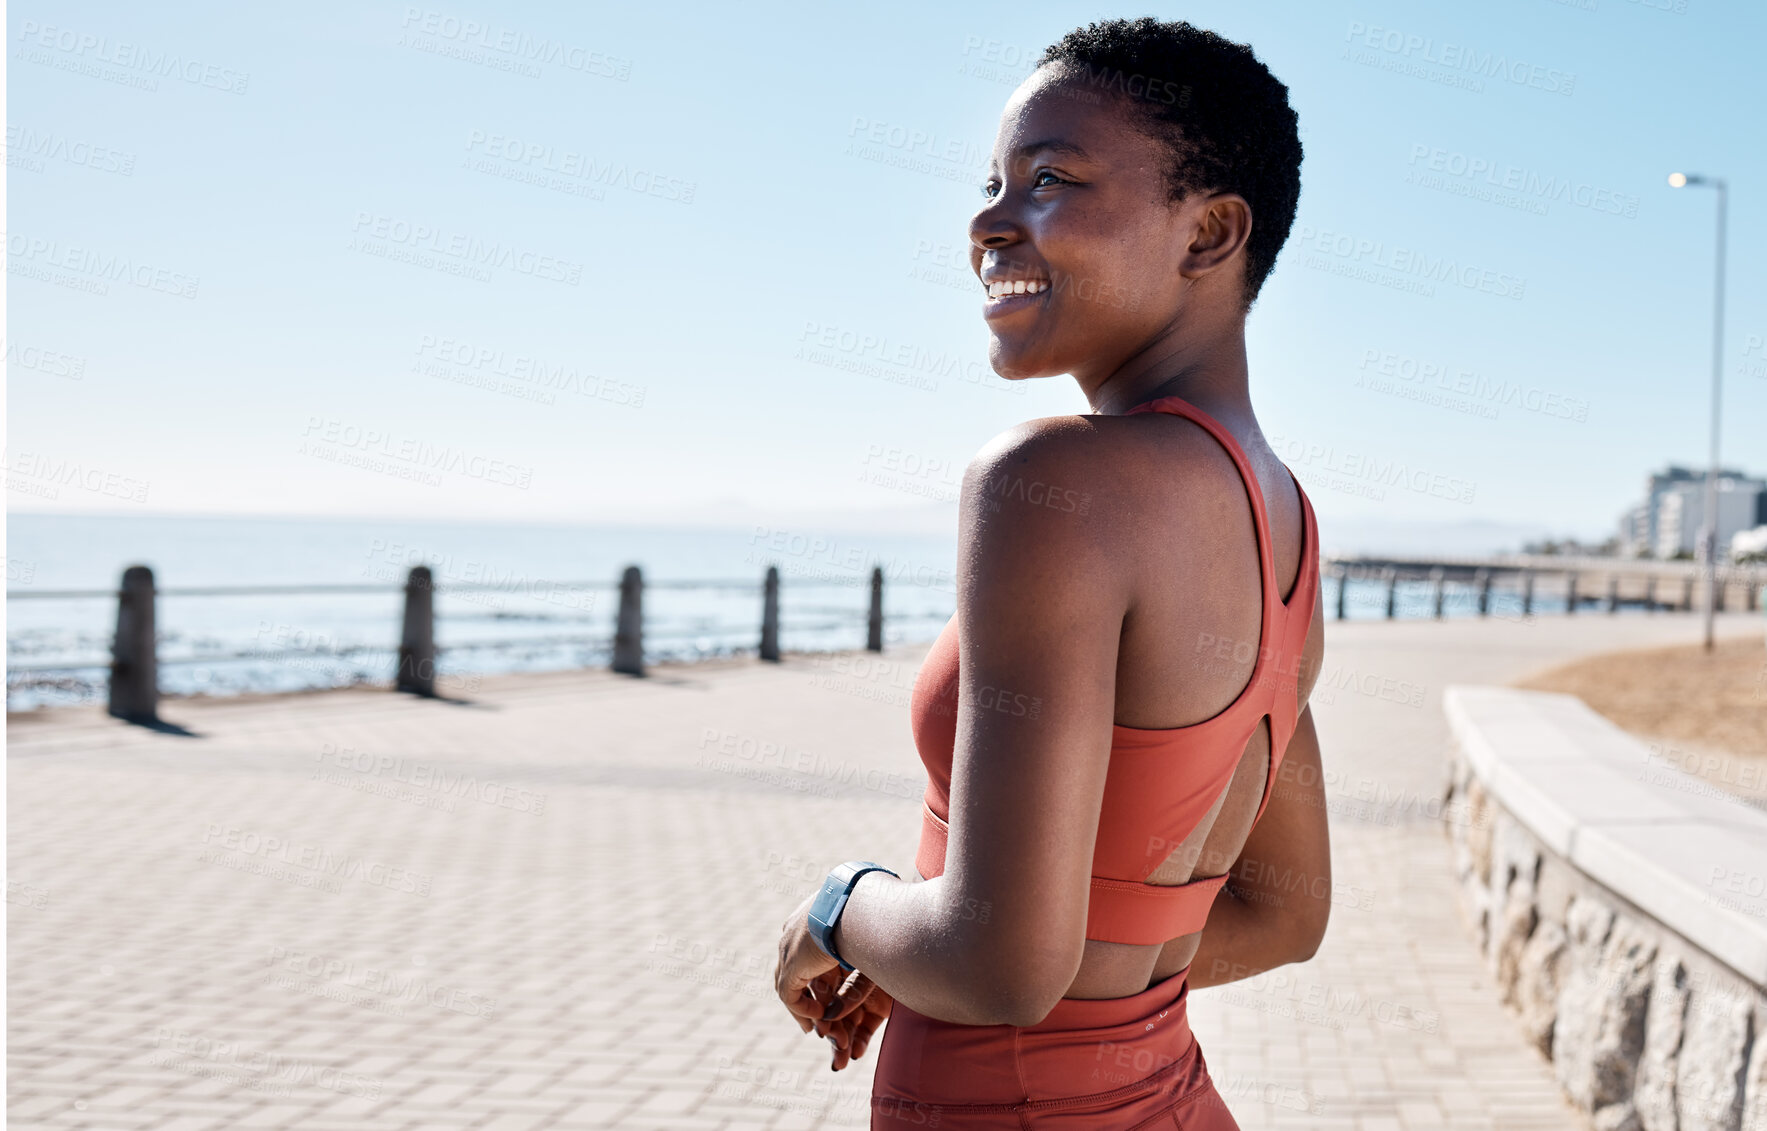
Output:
[961,415,1115,523]
[960,412,1237,527]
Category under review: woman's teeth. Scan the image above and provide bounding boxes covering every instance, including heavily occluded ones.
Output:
[986,279,1050,299]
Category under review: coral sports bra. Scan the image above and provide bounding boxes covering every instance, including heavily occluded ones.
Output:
[909,395,1321,946]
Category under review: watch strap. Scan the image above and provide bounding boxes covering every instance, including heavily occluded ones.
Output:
[807,860,897,971]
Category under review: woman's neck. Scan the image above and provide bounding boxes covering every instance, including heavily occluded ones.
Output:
[1079,327,1254,426]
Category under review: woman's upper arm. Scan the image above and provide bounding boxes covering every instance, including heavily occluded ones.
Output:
[940,420,1128,1024]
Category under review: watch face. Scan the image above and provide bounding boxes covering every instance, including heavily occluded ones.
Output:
[807,883,846,964]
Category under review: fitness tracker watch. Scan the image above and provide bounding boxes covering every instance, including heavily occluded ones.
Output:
[807,860,898,971]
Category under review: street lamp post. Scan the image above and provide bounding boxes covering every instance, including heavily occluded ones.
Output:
[1668,171,1728,652]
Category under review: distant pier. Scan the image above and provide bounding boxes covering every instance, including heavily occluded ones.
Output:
[1324,553,1765,619]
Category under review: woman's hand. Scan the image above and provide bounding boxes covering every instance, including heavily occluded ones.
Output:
[774,894,893,1070]
[799,968,894,1070]
[826,974,892,1069]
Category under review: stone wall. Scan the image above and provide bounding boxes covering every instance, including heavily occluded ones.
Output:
[1443,687,1767,1131]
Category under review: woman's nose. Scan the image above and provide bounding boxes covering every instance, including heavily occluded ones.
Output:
[968,202,1020,252]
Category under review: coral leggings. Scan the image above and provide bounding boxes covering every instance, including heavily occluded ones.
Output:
[869,966,1239,1129]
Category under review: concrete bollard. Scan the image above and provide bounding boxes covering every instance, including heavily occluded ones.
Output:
[1605,575,1619,614]
[760,566,780,662]
[396,566,436,695]
[1520,571,1534,617]
[108,565,158,722]
[1384,568,1399,620]
[1430,567,1446,619]
[867,567,883,652]
[1565,572,1578,615]
[613,566,644,676]
[1475,569,1491,617]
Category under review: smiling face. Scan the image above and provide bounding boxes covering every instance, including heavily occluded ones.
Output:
[970,65,1248,389]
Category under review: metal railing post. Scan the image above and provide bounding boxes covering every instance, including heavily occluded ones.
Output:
[108,565,158,722]
[760,566,780,662]
[396,566,436,696]
[867,567,884,652]
[613,566,644,675]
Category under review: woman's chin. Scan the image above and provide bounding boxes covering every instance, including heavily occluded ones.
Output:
[986,342,1058,382]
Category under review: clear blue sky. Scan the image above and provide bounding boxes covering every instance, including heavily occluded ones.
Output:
[10,0,1764,554]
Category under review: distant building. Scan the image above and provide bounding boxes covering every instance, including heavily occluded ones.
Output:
[1619,466,1766,560]
[1620,466,1701,558]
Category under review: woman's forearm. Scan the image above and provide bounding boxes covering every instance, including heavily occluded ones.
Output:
[831,865,1320,1005]
[829,870,1031,1027]
[1189,706,1332,990]
[1184,879,1319,989]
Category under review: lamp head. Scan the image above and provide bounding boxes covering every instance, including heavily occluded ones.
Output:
[1668,172,1688,188]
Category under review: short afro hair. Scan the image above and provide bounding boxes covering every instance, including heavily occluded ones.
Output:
[1037,17,1303,308]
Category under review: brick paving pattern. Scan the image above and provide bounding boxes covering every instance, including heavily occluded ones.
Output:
[10,614,1759,1129]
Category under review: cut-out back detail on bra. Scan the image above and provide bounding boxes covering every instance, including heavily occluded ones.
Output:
[909,396,1321,945]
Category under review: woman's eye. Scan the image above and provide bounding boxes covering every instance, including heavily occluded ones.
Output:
[981,172,1065,198]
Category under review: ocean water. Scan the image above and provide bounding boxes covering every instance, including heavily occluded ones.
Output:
[6,513,1586,712]
[5,513,962,711]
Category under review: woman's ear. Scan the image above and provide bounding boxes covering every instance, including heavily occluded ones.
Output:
[1177,193,1252,281]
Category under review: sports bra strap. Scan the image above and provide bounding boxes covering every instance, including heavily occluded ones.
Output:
[1126,394,1314,868]
[1125,396,1281,614]
[1086,872,1228,943]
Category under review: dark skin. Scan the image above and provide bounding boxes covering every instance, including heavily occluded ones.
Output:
[774,63,1331,1069]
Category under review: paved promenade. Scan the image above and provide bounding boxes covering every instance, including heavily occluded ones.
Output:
[8,613,1762,1130]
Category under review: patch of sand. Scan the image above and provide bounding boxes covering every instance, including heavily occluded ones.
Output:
[1515,635,1767,807]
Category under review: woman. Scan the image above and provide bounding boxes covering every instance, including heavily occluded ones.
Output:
[775,18,1329,1129]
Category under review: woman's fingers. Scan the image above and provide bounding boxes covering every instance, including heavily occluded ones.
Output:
[851,1006,886,1060]
[848,987,893,1062]
[780,962,840,1028]
[799,970,851,1039]
[821,969,874,1024]
[773,930,883,1070]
